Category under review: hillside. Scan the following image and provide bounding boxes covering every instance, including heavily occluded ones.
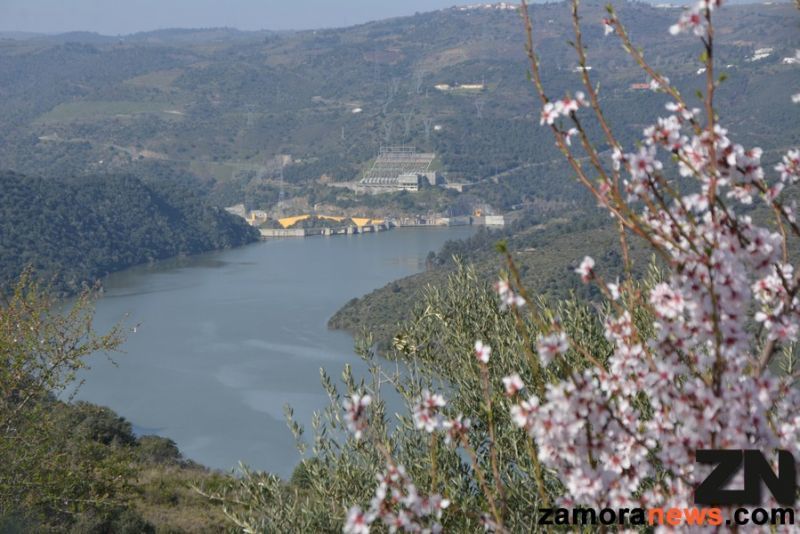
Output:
[0,1,797,216]
[0,171,259,294]
[328,191,799,349]
[328,208,641,346]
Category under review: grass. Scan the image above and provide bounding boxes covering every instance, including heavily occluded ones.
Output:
[36,101,182,124]
[123,69,185,91]
[188,160,265,182]
[132,466,229,533]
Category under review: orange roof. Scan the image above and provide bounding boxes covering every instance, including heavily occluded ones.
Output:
[278,215,311,228]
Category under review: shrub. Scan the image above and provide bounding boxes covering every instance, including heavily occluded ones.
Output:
[209,1,800,531]
[137,436,183,466]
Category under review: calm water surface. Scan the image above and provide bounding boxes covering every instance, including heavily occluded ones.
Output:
[78,227,475,477]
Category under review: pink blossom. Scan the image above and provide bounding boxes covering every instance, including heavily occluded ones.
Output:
[563,127,578,146]
[648,77,669,92]
[540,92,588,126]
[575,256,595,283]
[560,96,581,114]
[494,279,526,310]
[650,283,686,320]
[412,390,446,433]
[474,340,491,364]
[346,2,800,527]
[625,145,664,199]
[783,201,797,224]
[343,392,372,441]
[513,0,800,512]
[540,102,558,125]
[344,506,371,534]
[607,281,621,301]
[536,331,569,366]
[359,462,449,532]
[765,182,784,203]
[643,116,683,150]
[510,395,540,431]
[666,101,699,121]
[669,5,707,37]
[611,147,625,171]
[442,415,471,445]
[602,18,615,36]
[776,149,800,184]
[629,145,662,179]
[502,373,525,396]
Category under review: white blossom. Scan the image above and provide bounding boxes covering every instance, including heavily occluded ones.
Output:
[536,331,569,366]
[343,393,372,441]
[494,279,526,310]
[412,390,446,433]
[474,340,491,364]
[344,506,371,534]
[669,5,706,37]
[602,18,615,36]
[502,373,525,396]
[575,256,595,283]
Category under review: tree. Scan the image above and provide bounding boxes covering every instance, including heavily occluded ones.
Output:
[0,271,131,529]
[212,1,800,531]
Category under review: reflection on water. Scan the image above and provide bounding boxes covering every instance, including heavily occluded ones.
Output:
[77,227,475,477]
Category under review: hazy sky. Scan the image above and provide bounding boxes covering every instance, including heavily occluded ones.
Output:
[0,0,464,35]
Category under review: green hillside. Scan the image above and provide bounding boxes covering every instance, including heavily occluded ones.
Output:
[0,1,796,215]
[0,171,259,294]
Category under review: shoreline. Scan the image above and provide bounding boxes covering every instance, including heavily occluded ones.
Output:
[80,225,479,475]
[257,215,505,239]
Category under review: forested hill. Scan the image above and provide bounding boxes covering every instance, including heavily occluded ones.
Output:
[0,171,259,294]
[0,1,796,215]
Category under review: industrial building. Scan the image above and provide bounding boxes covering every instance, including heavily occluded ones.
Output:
[358,147,439,193]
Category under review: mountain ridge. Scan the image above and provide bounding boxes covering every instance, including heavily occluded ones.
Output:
[0,1,797,217]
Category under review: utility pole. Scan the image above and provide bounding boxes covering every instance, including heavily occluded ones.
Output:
[422,117,433,143]
[403,112,413,140]
[475,99,486,119]
[414,69,426,94]
[277,164,286,216]
[383,120,393,144]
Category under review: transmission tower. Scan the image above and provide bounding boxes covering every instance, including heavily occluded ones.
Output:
[475,99,486,119]
[403,112,413,140]
[277,164,286,214]
[261,155,286,216]
[373,46,380,82]
[245,103,256,127]
[383,120,393,144]
[422,117,434,142]
[413,69,426,94]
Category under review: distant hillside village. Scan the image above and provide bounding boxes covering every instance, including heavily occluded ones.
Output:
[357,146,440,193]
[225,203,506,238]
[224,145,504,238]
[329,146,469,194]
[226,198,504,240]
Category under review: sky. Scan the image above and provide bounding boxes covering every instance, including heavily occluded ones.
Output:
[0,0,464,35]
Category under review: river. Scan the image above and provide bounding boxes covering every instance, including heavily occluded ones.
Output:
[77,226,475,477]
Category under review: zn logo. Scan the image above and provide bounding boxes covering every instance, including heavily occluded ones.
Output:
[695,450,797,506]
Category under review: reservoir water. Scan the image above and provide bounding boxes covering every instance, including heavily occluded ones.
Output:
[78,226,475,477]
